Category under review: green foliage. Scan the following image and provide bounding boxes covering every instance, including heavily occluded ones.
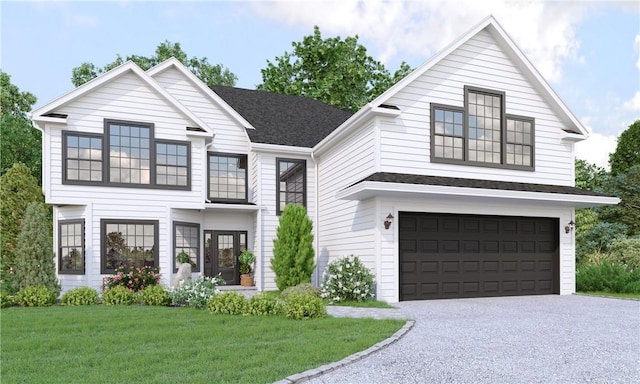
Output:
[281,283,321,298]
[61,287,99,306]
[0,163,44,276]
[171,275,224,309]
[102,266,161,293]
[609,120,640,176]
[281,291,326,320]
[599,165,640,236]
[15,285,57,307]
[271,204,315,291]
[1,114,42,182]
[13,202,59,293]
[576,261,640,293]
[606,238,640,270]
[139,285,170,306]
[0,291,14,308]
[207,291,247,315]
[574,159,607,191]
[321,255,375,303]
[245,292,281,316]
[258,26,411,113]
[575,221,628,263]
[0,70,37,116]
[101,286,138,305]
[239,249,255,274]
[72,40,237,87]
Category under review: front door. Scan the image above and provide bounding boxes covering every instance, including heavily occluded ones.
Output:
[204,230,247,285]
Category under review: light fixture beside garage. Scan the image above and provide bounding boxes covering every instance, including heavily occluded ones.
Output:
[565,220,575,234]
[384,213,394,229]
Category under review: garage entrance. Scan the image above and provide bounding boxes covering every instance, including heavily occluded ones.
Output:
[399,212,559,301]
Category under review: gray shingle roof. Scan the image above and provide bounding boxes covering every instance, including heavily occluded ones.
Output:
[354,172,612,197]
[210,86,352,148]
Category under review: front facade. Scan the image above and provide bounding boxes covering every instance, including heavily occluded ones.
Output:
[33,16,617,302]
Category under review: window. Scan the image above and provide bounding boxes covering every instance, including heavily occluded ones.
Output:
[208,153,247,202]
[174,222,200,272]
[107,121,152,185]
[276,158,306,215]
[63,132,103,183]
[430,86,534,170]
[101,219,158,274]
[156,141,190,188]
[59,220,85,274]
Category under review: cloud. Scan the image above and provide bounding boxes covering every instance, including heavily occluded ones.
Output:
[575,119,618,170]
[250,0,587,83]
[623,91,640,111]
[635,34,640,71]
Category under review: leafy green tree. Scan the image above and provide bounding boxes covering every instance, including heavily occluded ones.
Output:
[599,165,640,236]
[258,26,412,112]
[72,40,237,87]
[13,202,59,294]
[574,159,609,261]
[575,159,606,191]
[0,163,44,274]
[271,204,315,291]
[0,70,37,116]
[609,120,640,176]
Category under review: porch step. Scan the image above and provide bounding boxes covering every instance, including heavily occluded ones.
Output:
[218,285,258,299]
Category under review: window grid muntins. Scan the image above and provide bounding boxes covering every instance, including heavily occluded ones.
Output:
[104,223,155,271]
[468,91,502,164]
[433,109,464,160]
[66,135,102,181]
[506,118,533,166]
[109,123,151,184]
[209,155,247,201]
[175,224,199,270]
[60,222,83,273]
[279,160,305,212]
[156,142,188,186]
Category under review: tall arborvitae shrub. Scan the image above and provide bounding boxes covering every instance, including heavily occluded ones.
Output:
[271,204,315,291]
[13,202,59,294]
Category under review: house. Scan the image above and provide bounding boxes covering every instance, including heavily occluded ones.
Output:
[32,16,618,302]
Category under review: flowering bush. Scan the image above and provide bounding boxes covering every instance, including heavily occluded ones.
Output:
[320,255,375,304]
[103,266,161,293]
[171,274,225,309]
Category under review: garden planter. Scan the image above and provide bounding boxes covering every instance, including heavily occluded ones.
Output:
[240,274,253,287]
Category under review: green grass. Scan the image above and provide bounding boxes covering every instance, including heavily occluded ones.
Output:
[578,291,640,300]
[1,306,405,383]
[329,299,396,308]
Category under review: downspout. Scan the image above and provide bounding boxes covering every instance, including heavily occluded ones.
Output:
[311,151,320,286]
[31,120,46,196]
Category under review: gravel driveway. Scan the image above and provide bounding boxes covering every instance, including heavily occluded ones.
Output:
[307,295,640,384]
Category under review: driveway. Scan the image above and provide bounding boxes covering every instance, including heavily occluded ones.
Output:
[307,295,640,383]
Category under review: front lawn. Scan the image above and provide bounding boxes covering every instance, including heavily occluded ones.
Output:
[1,306,405,383]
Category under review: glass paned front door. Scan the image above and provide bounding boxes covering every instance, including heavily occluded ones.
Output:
[204,230,247,285]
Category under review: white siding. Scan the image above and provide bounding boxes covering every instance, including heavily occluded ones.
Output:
[55,205,90,292]
[316,122,378,282]
[380,29,574,186]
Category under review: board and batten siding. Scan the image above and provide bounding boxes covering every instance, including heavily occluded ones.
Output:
[379,29,574,186]
[316,122,378,283]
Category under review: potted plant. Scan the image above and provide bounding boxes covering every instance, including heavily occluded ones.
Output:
[177,250,193,266]
[238,249,255,287]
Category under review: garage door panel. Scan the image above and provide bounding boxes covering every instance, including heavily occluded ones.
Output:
[399,213,559,301]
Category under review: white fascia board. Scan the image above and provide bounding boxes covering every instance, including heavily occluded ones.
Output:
[250,142,312,156]
[204,203,263,212]
[337,181,620,208]
[147,58,255,130]
[561,131,587,142]
[31,115,67,125]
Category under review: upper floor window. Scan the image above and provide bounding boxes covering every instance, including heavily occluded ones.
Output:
[156,141,190,188]
[101,219,158,274]
[63,132,103,183]
[107,121,152,185]
[430,86,534,170]
[59,220,85,274]
[208,153,247,202]
[277,158,306,215]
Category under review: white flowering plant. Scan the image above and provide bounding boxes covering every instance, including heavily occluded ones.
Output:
[320,255,375,304]
[170,274,225,309]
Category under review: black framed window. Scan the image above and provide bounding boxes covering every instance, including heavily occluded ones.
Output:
[277,158,306,215]
[208,153,247,202]
[59,220,85,274]
[174,222,200,272]
[101,219,158,274]
[156,141,190,188]
[63,132,103,183]
[107,120,152,185]
[430,86,534,170]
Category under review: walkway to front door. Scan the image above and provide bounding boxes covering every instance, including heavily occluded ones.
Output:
[203,230,247,285]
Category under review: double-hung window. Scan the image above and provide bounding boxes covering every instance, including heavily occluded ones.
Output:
[276,158,306,215]
[63,132,103,183]
[59,220,85,274]
[431,86,534,170]
[208,153,247,202]
[174,222,200,272]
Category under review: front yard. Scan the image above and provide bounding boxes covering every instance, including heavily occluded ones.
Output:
[1,305,404,383]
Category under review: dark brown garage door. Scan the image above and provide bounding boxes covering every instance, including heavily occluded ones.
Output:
[399,212,559,301]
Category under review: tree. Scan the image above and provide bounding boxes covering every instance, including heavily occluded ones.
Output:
[258,26,412,112]
[609,120,640,176]
[71,40,237,87]
[0,163,44,274]
[271,204,315,291]
[574,159,609,261]
[13,202,59,294]
[599,165,640,236]
[1,70,37,116]
[574,159,606,191]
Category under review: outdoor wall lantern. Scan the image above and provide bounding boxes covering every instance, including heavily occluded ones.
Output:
[384,213,394,230]
[565,220,575,234]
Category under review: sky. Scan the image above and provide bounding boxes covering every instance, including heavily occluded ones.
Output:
[2,1,639,169]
